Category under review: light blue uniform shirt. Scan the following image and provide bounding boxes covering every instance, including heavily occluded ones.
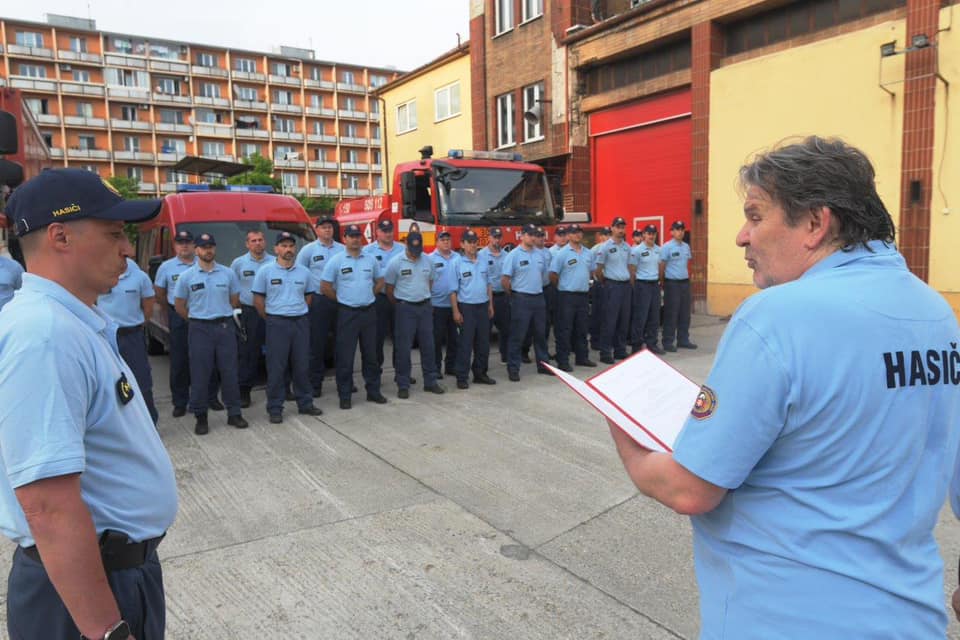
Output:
[536,247,552,286]
[362,241,406,273]
[97,258,154,327]
[321,252,381,308]
[502,246,544,295]
[428,250,460,308]
[595,238,631,282]
[660,238,691,279]
[479,246,506,293]
[384,253,434,302]
[297,239,345,291]
[673,241,960,639]
[0,274,177,546]
[453,254,491,304]
[231,252,276,306]
[173,262,239,319]
[549,245,595,293]
[154,256,198,304]
[0,257,24,311]
[629,243,661,280]
[251,262,313,316]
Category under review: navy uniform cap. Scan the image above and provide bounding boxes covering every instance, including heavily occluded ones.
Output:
[489,227,503,238]
[437,230,452,239]
[195,233,216,247]
[7,168,161,237]
[643,224,657,234]
[555,225,568,235]
[600,227,612,235]
[671,220,686,230]
[275,231,296,244]
[522,223,538,235]
[406,231,423,247]
[378,219,394,231]
[343,224,363,236]
[461,230,479,242]
[174,230,194,243]
[612,216,627,227]
[567,223,582,233]
[632,229,643,237]
[315,216,335,227]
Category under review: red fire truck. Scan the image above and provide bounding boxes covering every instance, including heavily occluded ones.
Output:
[334,146,564,249]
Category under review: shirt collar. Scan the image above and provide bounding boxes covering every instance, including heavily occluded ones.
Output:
[22,273,111,334]
[801,240,901,280]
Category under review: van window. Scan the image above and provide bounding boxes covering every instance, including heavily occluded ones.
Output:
[175,221,315,267]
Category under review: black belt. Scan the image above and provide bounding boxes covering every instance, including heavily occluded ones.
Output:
[338,302,375,311]
[636,279,659,284]
[23,531,164,572]
[189,316,232,324]
[665,278,690,283]
[241,303,257,311]
[116,324,143,336]
[398,299,430,306]
[558,291,589,295]
[492,291,507,297]
[266,313,308,319]
[607,279,630,284]
[513,291,542,297]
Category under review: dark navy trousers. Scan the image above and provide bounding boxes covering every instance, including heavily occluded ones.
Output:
[631,280,661,349]
[555,291,590,367]
[7,545,165,640]
[455,302,491,383]
[336,303,381,400]
[600,280,632,358]
[491,292,510,363]
[507,292,548,373]
[373,292,396,371]
[662,279,692,347]
[523,283,556,355]
[589,281,606,349]
[265,314,312,415]
[432,306,459,374]
[168,307,218,409]
[394,299,438,390]
[308,294,338,393]
[238,304,266,392]
[188,318,241,416]
[117,326,158,424]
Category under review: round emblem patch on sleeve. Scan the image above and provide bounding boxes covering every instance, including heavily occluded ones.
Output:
[691,385,717,420]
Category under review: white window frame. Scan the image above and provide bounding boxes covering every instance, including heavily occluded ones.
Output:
[273,89,292,105]
[78,135,96,151]
[200,83,220,99]
[120,106,137,121]
[195,109,217,124]
[312,121,324,135]
[16,32,44,48]
[521,0,543,23]
[346,174,360,190]
[434,82,461,122]
[373,174,383,192]
[344,123,359,138]
[272,62,291,77]
[162,138,186,154]
[346,149,359,163]
[197,52,217,67]
[281,172,299,188]
[155,77,178,95]
[76,102,94,117]
[523,82,545,143]
[496,92,516,148]
[495,0,515,35]
[236,58,256,73]
[342,70,355,84]
[396,100,417,134]
[239,143,259,158]
[125,136,140,152]
[127,166,143,181]
[316,174,328,188]
[18,64,46,78]
[73,69,91,83]
[274,118,295,133]
[236,85,257,101]
[70,36,87,53]
[202,141,226,156]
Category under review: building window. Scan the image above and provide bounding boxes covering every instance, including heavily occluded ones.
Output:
[236,58,256,73]
[239,143,259,158]
[26,98,49,115]
[155,77,180,95]
[523,82,544,142]
[396,100,417,134]
[522,0,543,22]
[344,123,359,138]
[200,83,221,98]
[316,174,328,189]
[72,69,91,83]
[342,70,355,84]
[344,174,360,190]
[308,66,321,81]
[167,170,189,183]
[41,133,54,148]
[120,106,138,121]
[273,90,293,105]
[125,136,140,152]
[18,64,46,78]
[371,125,381,141]
[370,101,380,115]
[127,167,143,181]
[346,149,359,163]
[78,135,96,150]
[495,0,515,34]
[282,173,299,188]
[111,38,132,54]
[195,109,217,124]
[76,102,94,117]
[202,141,226,156]
[275,118,296,133]
[373,175,384,192]
[496,92,515,148]
[274,145,294,160]
[434,82,461,122]
[106,68,149,88]
[272,62,292,77]
[15,32,44,48]
[161,138,186,154]
[372,150,382,165]
[584,38,691,95]
[312,121,324,135]
[236,85,258,101]
[69,36,87,53]
[343,97,357,111]
[308,94,322,108]
[158,109,184,125]
[196,52,217,67]
[370,75,388,87]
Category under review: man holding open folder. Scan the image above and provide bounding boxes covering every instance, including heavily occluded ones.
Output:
[608,137,960,638]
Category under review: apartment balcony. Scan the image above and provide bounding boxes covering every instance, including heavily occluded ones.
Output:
[274,158,306,169]
[191,65,229,78]
[307,133,337,144]
[60,82,106,97]
[104,54,147,69]
[57,50,103,64]
[356,188,372,196]
[370,137,382,146]
[63,115,107,128]
[371,163,383,172]
[6,44,53,59]
[272,131,304,141]
[49,147,65,158]
[307,160,339,170]
[113,151,155,162]
[9,77,57,92]
[342,188,360,196]
[339,136,368,146]
[282,186,306,195]
[196,124,234,138]
[336,83,366,94]
[368,112,381,122]
[310,187,340,197]
[340,162,370,172]
[305,106,336,117]
[153,92,192,105]
[193,96,230,107]
[155,122,193,134]
[269,74,300,86]
[231,70,266,82]
[107,86,151,100]
[160,182,181,193]
[67,148,111,159]
[157,152,182,164]
[271,103,303,114]
[233,99,267,111]
[35,114,61,125]
[235,129,268,139]
[210,154,235,162]
[148,59,189,74]
[337,110,367,120]
[138,182,156,193]
[110,119,153,131]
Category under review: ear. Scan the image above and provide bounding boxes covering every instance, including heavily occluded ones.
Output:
[47,223,70,252]
[804,206,834,250]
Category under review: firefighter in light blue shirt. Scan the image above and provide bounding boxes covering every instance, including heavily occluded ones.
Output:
[363,219,406,373]
[451,230,496,389]
[478,228,510,364]
[428,231,460,377]
[549,224,596,371]
[252,231,321,423]
[589,226,610,351]
[660,220,696,351]
[0,253,23,311]
[628,224,664,354]
[595,217,632,363]
[501,224,549,380]
[230,230,275,407]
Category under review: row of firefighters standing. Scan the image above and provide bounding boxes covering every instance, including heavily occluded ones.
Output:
[34,214,697,436]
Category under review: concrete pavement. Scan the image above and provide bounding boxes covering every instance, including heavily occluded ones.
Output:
[1,313,959,638]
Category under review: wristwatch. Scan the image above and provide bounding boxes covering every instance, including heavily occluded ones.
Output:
[81,620,131,640]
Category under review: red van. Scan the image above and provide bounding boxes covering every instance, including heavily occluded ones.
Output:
[135,185,316,352]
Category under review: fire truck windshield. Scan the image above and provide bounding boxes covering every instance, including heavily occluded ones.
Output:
[435,168,556,226]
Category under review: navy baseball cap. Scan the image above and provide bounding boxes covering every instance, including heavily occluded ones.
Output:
[195,233,216,247]
[600,226,612,235]
[522,223,538,236]
[406,231,424,256]
[612,217,627,227]
[567,223,582,233]
[489,227,502,238]
[275,231,296,244]
[632,229,643,237]
[555,225,568,236]
[461,230,479,243]
[377,219,394,232]
[671,220,686,230]
[643,224,657,234]
[437,230,451,239]
[343,224,363,237]
[174,230,194,243]
[7,168,161,237]
[315,216,335,227]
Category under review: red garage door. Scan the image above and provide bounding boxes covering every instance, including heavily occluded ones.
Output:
[590,89,692,240]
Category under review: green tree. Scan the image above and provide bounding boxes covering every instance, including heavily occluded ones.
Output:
[296,195,337,215]
[227,153,281,190]
[107,175,143,243]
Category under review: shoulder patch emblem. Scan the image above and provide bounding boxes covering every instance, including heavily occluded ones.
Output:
[691,385,717,420]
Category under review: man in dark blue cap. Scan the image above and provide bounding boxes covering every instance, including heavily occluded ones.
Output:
[478,227,510,364]
[362,218,406,378]
[660,220,697,351]
[595,216,632,364]
[629,223,665,354]
[501,223,550,381]
[589,226,611,351]
[451,229,496,388]
[0,168,177,640]
[428,230,460,377]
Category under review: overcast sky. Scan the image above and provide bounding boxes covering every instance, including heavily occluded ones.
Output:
[5,1,470,71]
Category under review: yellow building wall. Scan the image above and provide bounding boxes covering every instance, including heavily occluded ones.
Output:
[931,6,960,315]
[380,54,473,186]
[707,19,907,316]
